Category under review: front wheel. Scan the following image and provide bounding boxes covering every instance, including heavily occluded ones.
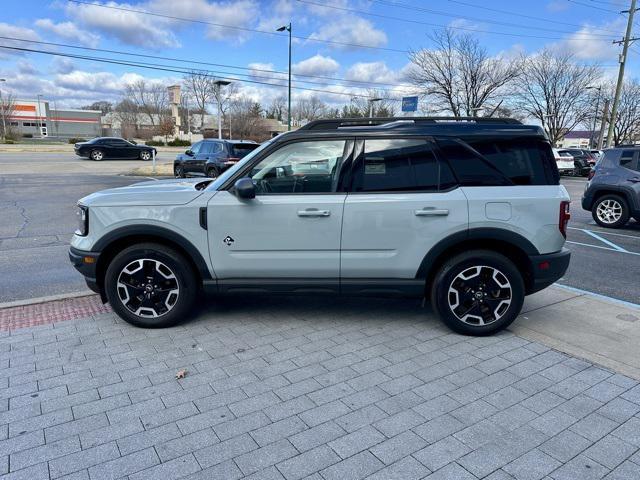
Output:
[206,165,220,178]
[430,250,525,336]
[104,243,198,328]
[592,194,629,228]
[140,150,152,161]
[174,164,185,178]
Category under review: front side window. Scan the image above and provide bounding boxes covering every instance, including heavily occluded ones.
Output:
[351,139,440,192]
[249,140,346,194]
[190,142,202,155]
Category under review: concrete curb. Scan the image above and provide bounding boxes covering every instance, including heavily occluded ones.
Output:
[0,290,95,310]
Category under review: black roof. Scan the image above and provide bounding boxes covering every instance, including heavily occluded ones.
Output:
[280,117,546,140]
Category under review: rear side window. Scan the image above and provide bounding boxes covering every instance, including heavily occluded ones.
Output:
[439,138,558,186]
[619,150,638,170]
[232,143,259,158]
[351,139,441,192]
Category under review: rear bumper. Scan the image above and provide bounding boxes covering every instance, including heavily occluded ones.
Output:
[527,248,571,294]
[69,246,101,295]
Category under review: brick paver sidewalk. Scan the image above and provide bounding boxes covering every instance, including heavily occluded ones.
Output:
[1,295,639,479]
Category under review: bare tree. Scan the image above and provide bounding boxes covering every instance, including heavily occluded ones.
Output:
[293,95,327,124]
[341,90,396,118]
[515,49,602,145]
[124,80,168,127]
[183,71,215,131]
[0,92,17,141]
[408,28,521,117]
[81,101,112,114]
[228,96,268,141]
[266,95,287,121]
[611,79,640,145]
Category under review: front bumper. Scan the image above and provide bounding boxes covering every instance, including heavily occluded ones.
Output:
[527,248,571,294]
[69,246,101,295]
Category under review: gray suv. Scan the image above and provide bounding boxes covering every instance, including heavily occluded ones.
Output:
[69,117,571,336]
[582,146,640,228]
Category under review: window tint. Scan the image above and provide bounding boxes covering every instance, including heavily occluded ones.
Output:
[232,143,259,158]
[437,140,511,186]
[352,139,440,192]
[620,150,636,169]
[190,142,202,154]
[250,140,346,194]
[440,138,558,186]
[200,142,213,154]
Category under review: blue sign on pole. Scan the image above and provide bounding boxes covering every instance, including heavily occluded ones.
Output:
[401,96,418,112]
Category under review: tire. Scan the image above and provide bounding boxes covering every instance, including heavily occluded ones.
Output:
[592,194,630,228]
[90,149,104,161]
[206,166,220,178]
[139,150,152,161]
[573,163,582,177]
[104,243,198,328]
[430,250,525,336]
[174,164,185,178]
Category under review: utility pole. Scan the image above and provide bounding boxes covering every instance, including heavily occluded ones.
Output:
[606,0,638,147]
[0,79,6,142]
[598,98,610,150]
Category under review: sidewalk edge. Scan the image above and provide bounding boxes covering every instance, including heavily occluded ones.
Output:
[0,290,96,310]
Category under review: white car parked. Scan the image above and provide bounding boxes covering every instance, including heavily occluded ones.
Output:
[553,148,575,175]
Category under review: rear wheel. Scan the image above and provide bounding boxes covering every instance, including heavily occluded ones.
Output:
[140,150,152,161]
[430,250,525,336]
[90,149,104,161]
[174,164,185,178]
[104,243,198,328]
[592,194,629,228]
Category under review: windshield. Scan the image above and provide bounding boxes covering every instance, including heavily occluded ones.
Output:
[207,139,275,190]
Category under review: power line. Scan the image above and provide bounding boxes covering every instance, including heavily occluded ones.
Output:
[0,35,405,89]
[368,0,618,38]
[67,0,407,54]
[444,0,621,34]
[297,0,619,41]
[566,0,623,13]
[0,44,413,100]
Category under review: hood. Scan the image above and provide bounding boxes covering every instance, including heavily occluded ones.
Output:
[79,178,213,207]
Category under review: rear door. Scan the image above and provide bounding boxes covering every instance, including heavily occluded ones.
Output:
[340,137,468,285]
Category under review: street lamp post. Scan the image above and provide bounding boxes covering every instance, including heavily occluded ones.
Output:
[0,79,6,142]
[277,23,292,131]
[213,80,231,140]
[369,97,382,118]
[586,86,602,149]
[37,94,44,138]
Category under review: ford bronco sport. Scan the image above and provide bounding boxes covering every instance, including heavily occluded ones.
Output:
[69,117,571,336]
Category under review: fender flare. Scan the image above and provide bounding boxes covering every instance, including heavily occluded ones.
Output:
[587,185,639,212]
[92,225,213,281]
[415,228,539,279]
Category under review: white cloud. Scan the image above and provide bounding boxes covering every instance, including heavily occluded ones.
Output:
[293,55,339,77]
[308,16,387,50]
[345,61,397,84]
[17,60,38,75]
[50,57,76,75]
[555,19,624,61]
[0,23,39,57]
[35,18,100,47]
[66,2,180,49]
[247,62,287,85]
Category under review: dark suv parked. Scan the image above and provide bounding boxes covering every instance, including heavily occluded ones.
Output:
[174,139,259,178]
[582,146,640,228]
[558,148,596,176]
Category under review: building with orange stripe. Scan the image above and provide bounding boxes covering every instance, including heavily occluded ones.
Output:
[8,99,101,139]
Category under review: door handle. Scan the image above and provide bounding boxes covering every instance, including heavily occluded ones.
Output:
[414,207,449,216]
[629,177,640,183]
[297,209,331,217]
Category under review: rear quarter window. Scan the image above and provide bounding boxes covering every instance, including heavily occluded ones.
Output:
[438,137,559,186]
[232,144,259,158]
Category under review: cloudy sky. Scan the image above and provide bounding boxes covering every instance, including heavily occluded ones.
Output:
[0,0,637,109]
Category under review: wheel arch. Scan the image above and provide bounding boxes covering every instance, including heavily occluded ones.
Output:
[93,226,212,301]
[416,228,539,296]
[590,187,637,211]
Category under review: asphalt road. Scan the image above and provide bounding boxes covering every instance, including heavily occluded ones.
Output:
[0,152,638,305]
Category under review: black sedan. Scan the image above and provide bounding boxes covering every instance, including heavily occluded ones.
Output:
[74,137,157,161]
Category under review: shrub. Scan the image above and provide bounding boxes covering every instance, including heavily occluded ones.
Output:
[3,139,15,144]
[145,140,165,146]
[22,133,33,138]
[167,139,191,147]
[68,137,87,144]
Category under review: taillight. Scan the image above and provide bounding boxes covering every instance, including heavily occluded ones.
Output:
[559,201,571,238]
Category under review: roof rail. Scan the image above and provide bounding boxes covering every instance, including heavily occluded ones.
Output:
[299,117,522,131]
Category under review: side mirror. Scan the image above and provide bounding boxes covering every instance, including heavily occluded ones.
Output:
[234,178,256,199]
[185,149,193,156]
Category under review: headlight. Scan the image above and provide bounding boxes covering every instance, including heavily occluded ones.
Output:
[76,205,89,236]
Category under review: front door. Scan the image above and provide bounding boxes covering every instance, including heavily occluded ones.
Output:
[183,141,202,175]
[341,138,468,281]
[207,139,351,285]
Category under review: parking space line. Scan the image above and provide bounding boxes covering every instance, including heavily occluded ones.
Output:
[566,240,640,256]
[567,226,640,240]
[582,229,629,252]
